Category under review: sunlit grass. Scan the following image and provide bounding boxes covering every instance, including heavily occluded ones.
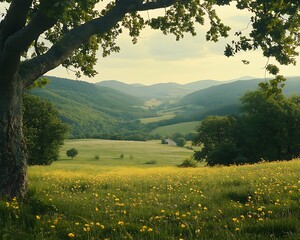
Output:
[151,121,198,136]
[0,140,300,239]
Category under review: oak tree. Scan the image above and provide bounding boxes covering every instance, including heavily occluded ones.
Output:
[0,0,299,198]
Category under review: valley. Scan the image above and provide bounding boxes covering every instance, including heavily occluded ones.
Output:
[31,76,300,140]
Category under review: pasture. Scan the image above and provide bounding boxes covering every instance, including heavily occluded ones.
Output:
[0,139,300,240]
[151,121,199,136]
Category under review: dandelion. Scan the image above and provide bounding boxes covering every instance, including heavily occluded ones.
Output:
[68,233,75,238]
[232,217,239,223]
[180,223,186,228]
[148,228,153,232]
[36,215,41,221]
[235,228,240,231]
[118,221,124,225]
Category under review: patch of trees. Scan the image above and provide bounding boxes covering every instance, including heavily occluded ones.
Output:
[23,95,68,165]
[193,77,300,166]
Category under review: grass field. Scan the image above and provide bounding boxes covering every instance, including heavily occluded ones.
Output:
[151,121,199,136]
[1,139,300,240]
[140,114,176,124]
[58,139,194,167]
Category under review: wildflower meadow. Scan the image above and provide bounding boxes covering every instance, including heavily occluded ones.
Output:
[0,140,299,239]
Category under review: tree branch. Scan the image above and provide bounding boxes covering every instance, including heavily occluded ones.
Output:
[136,0,176,11]
[19,3,130,86]
[0,0,32,43]
[19,0,177,86]
[4,9,57,57]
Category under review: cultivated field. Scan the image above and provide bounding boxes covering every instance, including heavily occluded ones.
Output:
[1,139,300,240]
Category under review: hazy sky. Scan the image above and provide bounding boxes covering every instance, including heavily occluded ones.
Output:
[45,4,299,85]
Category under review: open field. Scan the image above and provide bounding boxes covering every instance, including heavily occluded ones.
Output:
[139,114,176,124]
[58,139,194,167]
[1,139,300,240]
[151,121,199,136]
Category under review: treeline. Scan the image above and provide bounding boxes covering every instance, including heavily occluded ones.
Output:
[193,77,300,166]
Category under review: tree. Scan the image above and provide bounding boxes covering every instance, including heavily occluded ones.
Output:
[23,94,68,165]
[193,115,238,165]
[66,148,78,159]
[0,0,299,198]
[240,80,300,162]
[193,78,300,166]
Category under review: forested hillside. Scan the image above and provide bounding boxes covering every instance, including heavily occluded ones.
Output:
[30,77,153,138]
[148,77,300,130]
[96,79,225,100]
[29,76,300,139]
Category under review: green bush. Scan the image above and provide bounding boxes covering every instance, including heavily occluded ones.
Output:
[177,159,197,168]
[145,160,157,165]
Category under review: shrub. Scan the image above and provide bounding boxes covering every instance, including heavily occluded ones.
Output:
[94,155,100,160]
[145,160,157,165]
[177,159,197,168]
[120,154,124,159]
[176,138,186,147]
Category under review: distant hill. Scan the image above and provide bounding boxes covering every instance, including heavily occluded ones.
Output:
[181,77,300,107]
[30,76,152,138]
[96,79,227,100]
[171,76,300,122]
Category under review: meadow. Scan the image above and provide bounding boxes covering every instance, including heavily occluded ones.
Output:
[151,121,199,136]
[1,139,300,240]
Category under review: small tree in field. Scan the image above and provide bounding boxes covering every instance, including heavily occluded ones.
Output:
[66,148,78,160]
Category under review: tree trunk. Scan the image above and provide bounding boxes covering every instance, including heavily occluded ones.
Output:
[0,74,27,198]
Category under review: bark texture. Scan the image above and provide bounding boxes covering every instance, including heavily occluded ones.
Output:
[0,76,27,198]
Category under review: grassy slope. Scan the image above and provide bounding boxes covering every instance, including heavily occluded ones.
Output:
[151,121,199,136]
[140,114,176,124]
[1,140,300,240]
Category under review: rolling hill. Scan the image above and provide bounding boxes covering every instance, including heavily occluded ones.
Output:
[148,77,300,134]
[96,79,226,100]
[30,76,153,138]
[180,77,300,107]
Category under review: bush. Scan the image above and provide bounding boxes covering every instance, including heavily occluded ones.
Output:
[177,159,197,168]
[176,138,186,147]
[120,154,124,159]
[145,160,157,165]
[94,155,100,160]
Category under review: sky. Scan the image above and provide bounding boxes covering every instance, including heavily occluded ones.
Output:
[45,3,298,85]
